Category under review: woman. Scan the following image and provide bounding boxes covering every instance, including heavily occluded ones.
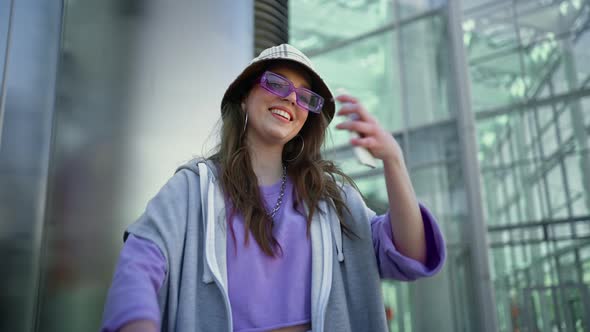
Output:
[101,44,445,332]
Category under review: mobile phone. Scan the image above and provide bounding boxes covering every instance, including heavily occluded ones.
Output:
[347,113,377,168]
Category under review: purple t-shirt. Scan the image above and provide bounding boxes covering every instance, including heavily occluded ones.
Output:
[101,177,444,332]
[226,177,311,331]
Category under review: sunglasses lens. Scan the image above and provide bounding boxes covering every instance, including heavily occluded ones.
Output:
[264,74,291,97]
[297,90,323,113]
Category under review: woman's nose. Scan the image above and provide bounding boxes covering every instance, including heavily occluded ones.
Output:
[283,91,297,105]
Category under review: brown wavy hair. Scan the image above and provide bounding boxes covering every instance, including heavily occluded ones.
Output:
[210,61,358,256]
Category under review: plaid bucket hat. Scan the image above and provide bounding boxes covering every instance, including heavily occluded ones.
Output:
[221,44,335,122]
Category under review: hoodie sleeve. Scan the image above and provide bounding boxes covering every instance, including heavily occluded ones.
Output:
[124,169,193,264]
[101,169,196,331]
[100,234,166,332]
[371,203,446,281]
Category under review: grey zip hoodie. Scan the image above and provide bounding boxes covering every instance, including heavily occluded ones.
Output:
[125,158,423,331]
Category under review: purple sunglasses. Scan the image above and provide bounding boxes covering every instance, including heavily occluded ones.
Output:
[259,71,324,113]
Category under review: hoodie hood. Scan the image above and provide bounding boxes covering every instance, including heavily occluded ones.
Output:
[175,157,220,179]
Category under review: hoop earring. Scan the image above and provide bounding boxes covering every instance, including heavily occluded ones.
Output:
[285,135,304,162]
[242,112,248,135]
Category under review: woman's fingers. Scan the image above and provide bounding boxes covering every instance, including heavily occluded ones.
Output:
[335,95,376,124]
[351,136,378,149]
[334,94,358,104]
[335,119,375,136]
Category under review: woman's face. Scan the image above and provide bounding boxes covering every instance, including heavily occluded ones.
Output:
[242,65,311,148]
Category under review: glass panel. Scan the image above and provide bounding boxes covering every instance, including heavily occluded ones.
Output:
[400,14,451,127]
[398,0,444,19]
[567,154,590,216]
[475,0,590,326]
[463,0,499,12]
[470,49,525,111]
[467,1,590,113]
[573,19,590,87]
[523,36,562,96]
[289,0,395,50]
[541,119,560,157]
[30,1,256,332]
[304,30,403,150]
[35,2,142,330]
[0,0,9,79]
[464,1,519,60]
[516,0,587,39]
[381,281,411,332]
[0,1,62,331]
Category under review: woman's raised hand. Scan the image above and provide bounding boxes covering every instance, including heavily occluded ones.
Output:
[334,94,404,164]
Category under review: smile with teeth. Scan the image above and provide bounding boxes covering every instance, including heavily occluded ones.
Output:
[270,108,292,121]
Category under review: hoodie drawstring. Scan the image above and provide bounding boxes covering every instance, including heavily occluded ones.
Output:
[198,163,214,283]
[329,202,344,262]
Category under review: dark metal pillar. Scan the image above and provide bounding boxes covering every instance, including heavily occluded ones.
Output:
[254,0,288,55]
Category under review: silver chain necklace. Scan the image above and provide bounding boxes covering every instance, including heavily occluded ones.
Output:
[267,164,287,219]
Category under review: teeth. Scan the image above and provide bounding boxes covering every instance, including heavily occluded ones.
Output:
[270,108,291,121]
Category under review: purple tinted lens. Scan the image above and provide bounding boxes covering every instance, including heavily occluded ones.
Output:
[296,89,323,113]
[264,74,291,97]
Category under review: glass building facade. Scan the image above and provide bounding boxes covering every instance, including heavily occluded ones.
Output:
[289,0,590,331]
[1,0,588,331]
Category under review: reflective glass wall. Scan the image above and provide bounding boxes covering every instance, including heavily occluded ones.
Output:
[290,0,590,331]
[466,0,590,331]
[0,1,253,331]
[0,1,62,331]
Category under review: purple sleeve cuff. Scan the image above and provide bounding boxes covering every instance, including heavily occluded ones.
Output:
[371,203,446,281]
[101,234,167,332]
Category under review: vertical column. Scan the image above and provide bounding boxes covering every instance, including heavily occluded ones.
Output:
[0,0,13,144]
[393,0,411,160]
[446,0,499,331]
[0,1,63,331]
[254,0,288,55]
[562,39,590,214]
[560,29,590,332]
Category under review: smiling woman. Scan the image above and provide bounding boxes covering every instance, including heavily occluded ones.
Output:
[241,67,311,157]
[101,44,446,332]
